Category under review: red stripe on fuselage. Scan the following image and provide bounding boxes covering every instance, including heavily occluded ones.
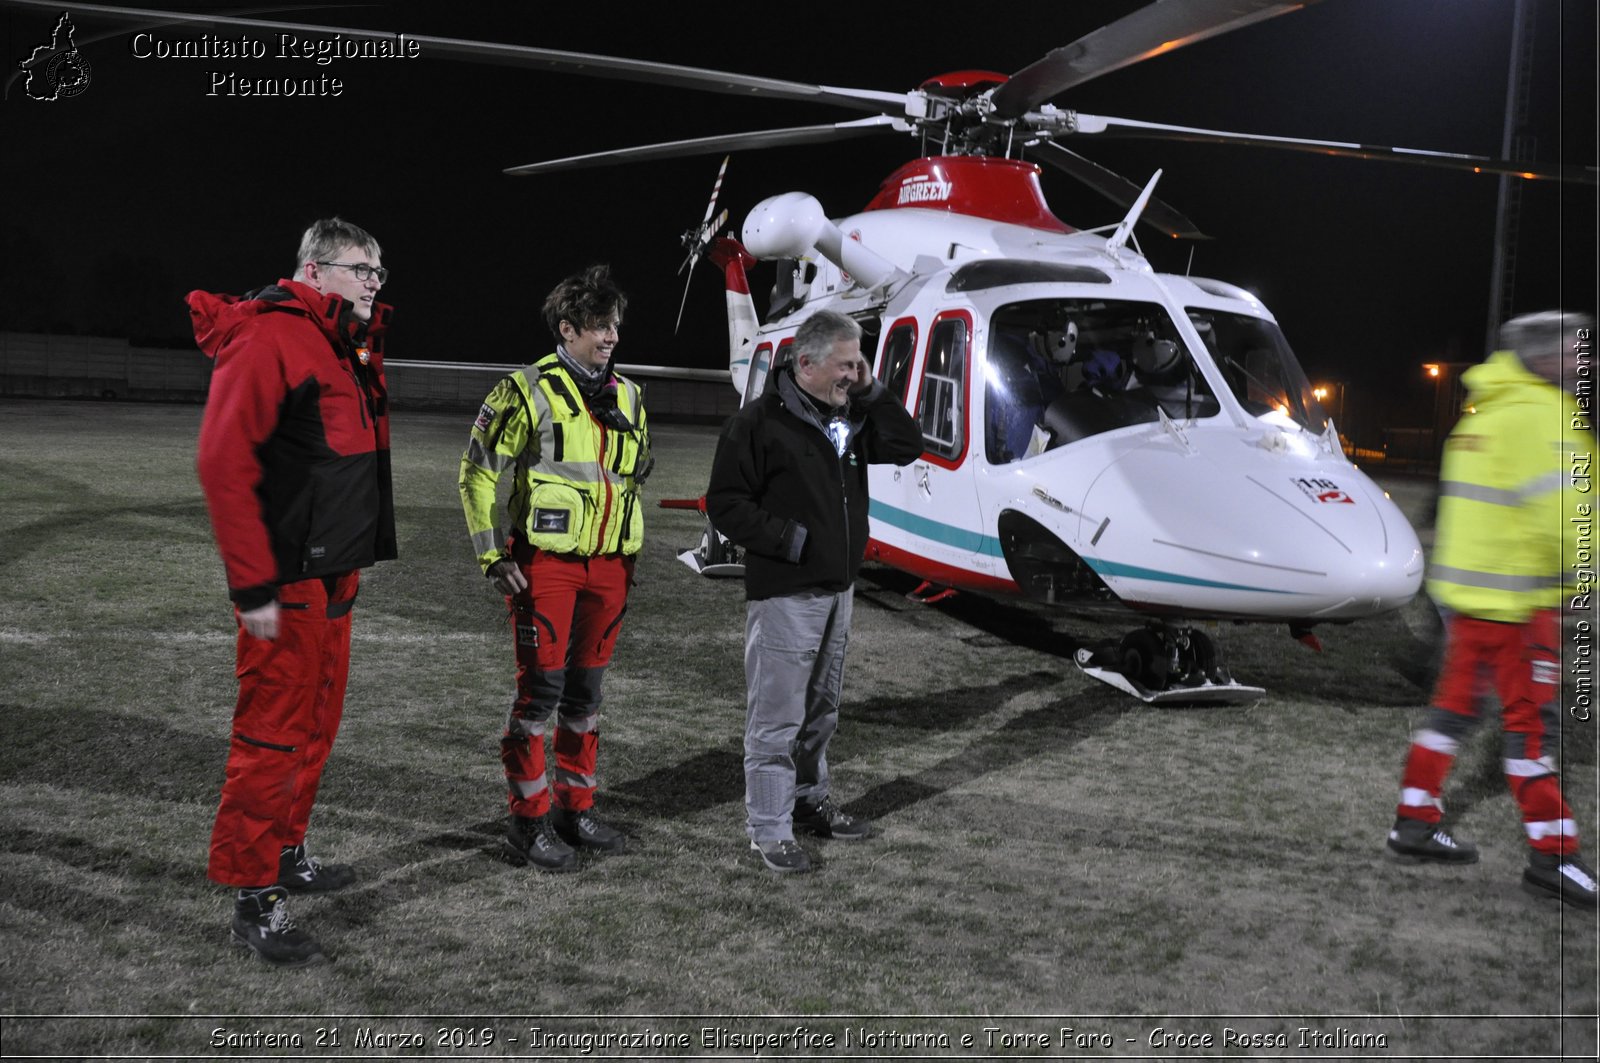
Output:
[865,536,1020,595]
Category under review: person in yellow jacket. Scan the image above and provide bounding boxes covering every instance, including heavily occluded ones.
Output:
[459,265,649,872]
[1386,310,1595,909]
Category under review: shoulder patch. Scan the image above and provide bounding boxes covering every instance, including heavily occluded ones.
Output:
[473,402,496,432]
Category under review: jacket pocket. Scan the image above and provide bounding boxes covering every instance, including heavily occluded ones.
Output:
[300,456,378,575]
[524,480,587,554]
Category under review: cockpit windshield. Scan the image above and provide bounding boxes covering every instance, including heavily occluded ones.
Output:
[984,298,1218,464]
[1187,309,1328,434]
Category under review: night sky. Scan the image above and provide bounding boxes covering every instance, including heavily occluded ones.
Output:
[2,0,1594,406]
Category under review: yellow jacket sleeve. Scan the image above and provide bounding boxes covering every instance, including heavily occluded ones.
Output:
[459,375,537,573]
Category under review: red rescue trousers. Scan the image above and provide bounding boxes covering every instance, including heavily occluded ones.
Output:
[208,572,359,887]
[502,546,631,818]
[1396,608,1576,856]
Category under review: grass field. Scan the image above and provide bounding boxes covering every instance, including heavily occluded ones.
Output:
[1,398,1595,1061]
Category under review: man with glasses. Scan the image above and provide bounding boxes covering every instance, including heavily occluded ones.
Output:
[191,217,397,967]
[459,264,650,872]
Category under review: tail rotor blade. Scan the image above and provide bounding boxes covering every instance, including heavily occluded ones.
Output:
[674,262,698,334]
[701,155,729,227]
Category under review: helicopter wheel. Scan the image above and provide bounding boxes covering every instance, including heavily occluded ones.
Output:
[1174,628,1231,687]
[698,520,741,567]
[1117,628,1172,691]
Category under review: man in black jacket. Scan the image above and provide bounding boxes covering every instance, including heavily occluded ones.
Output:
[707,309,922,873]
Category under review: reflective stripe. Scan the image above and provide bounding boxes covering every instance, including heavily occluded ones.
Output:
[1517,468,1566,498]
[1428,565,1562,593]
[1438,469,1568,508]
[542,460,610,485]
[508,716,547,739]
[1411,729,1460,755]
[1525,819,1577,840]
[557,712,600,734]
[553,767,597,789]
[1503,756,1557,778]
[465,436,514,473]
[1439,479,1521,507]
[471,528,502,556]
[1400,787,1443,810]
[511,776,549,799]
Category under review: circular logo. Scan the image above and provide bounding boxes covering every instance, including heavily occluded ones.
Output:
[46,50,92,99]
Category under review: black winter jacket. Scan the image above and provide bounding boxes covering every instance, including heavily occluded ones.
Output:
[707,368,922,600]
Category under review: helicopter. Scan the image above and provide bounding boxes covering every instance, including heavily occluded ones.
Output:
[494,0,1588,703]
[10,0,1589,701]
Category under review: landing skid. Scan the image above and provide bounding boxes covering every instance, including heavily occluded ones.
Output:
[1073,657,1265,703]
[1073,623,1265,704]
[674,523,745,579]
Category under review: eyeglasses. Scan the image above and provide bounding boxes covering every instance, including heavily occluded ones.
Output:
[317,261,388,284]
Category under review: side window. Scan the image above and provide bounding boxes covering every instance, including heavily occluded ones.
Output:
[878,321,917,404]
[743,342,774,405]
[915,315,968,461]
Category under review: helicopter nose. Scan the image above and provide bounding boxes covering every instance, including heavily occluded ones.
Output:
[1079,434,1424,619]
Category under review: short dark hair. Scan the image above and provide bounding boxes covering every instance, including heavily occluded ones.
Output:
[543,264,627,340]
[295,217,380,276]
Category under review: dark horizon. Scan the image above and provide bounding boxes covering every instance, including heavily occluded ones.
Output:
[2,0,1594,408]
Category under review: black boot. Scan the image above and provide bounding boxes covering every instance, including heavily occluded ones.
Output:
[1524,852,1599,908]
[552,807,627,852]
[277,844,356,894]
[504,814,578,871]
[231,887,328,967]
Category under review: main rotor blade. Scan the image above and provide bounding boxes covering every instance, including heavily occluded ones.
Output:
[1072,113,1599,184]
[504,117,903,176]
[1029,143,1207,239]
[0,0,903,113]
[991,0,1317,119]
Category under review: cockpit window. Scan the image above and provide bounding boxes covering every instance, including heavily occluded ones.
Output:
[984,298,1218,464]
[1188,309,1327,434]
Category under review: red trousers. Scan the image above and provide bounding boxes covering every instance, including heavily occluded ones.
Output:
[208,573,359,886]
[1396,608,1576,856]
[502,548,631,817]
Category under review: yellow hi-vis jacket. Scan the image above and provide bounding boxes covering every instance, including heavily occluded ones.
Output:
[1426,350,1587,622]
[459,354,649,572]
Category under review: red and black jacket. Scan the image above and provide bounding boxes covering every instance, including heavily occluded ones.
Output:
[191,278,397,611]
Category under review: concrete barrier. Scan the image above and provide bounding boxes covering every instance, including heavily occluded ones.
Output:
[1,333,738,423]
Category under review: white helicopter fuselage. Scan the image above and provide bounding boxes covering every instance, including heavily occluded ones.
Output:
[728,164,1424,626]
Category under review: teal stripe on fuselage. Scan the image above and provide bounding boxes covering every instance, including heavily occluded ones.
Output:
[869,500,1298,594]
[1083,558,1296,594]
[870,499,1005,556]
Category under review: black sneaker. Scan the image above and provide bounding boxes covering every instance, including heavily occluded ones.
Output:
[1386,817,1479,864]
[793,796,872,840]
[750,838,812,874]
[504,814,578,872]
[1523,853,1599,909]
[231,887,327,968]
[551,807,626,852]
[277,844,356,894]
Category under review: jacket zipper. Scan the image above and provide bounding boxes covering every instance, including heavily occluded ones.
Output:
[595,416,615,551]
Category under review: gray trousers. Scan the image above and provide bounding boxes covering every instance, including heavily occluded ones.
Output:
[743,588,853,842]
